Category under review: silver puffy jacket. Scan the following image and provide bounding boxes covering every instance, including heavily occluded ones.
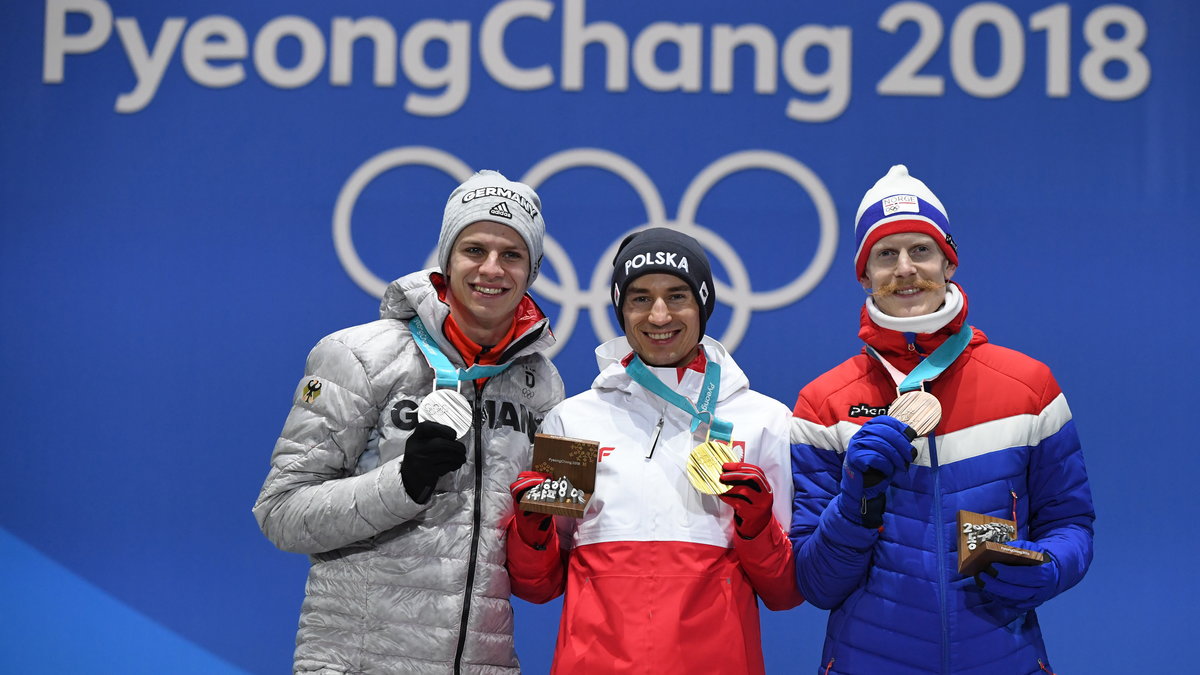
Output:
[254,270,563,674]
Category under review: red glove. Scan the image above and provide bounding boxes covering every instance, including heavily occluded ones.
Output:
[509,471,554,548]
[718,462,774,539]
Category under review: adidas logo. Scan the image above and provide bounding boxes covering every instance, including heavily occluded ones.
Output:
[489,202,513,219]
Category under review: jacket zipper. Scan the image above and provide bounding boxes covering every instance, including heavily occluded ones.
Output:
[496,320,545,363]
[930,432,951,675]
[904,331,923,353]
[452,389,486,673]
[646,414,665,459]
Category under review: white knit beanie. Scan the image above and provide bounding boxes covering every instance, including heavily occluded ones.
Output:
[853,165,956,279]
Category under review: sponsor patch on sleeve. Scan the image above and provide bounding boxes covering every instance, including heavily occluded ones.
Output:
[300,378,323,404]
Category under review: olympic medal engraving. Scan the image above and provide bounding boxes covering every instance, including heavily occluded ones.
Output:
[686,440,742,495]
[418,389,472,439]
[888,390,942,440]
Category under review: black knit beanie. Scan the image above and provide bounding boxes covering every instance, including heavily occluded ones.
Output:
[611,227,715,337]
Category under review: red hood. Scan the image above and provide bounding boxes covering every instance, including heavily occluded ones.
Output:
[430,271,549,366]
[857,282,986,371]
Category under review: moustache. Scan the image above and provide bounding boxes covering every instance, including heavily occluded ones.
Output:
[867,279,947,297]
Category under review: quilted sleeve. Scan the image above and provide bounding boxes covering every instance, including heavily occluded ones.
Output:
[253,335,430,554]
[789,391,881,609]
[504,405,568,603]
[505,519,568,603]
[1026,380,1095,597]
[732,400,804,610]
[534,359,566,421]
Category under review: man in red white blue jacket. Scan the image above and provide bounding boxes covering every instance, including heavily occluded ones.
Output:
[790,166,1095,675]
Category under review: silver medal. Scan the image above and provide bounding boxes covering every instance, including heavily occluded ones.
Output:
[418,388,473,439]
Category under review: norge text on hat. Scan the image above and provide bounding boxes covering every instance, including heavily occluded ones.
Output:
[610,227,716,337]
[438,169,546,281]
[853,165,957,279]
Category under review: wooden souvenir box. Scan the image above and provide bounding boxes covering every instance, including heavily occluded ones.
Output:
[518,434,599,518]
[957,510,1046,577]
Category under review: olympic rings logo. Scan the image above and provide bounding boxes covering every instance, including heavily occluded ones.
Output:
[333,146,838,357]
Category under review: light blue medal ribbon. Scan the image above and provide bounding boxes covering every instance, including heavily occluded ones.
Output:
[624,352,733,442]
[408,317,514,386]
[883,325,974,393]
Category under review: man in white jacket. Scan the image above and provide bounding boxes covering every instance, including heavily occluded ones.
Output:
[254,170,564,674]
[505,227,803,675]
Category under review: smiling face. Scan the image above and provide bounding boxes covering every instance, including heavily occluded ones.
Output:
[860,231,957,317]
[621,273,702,367]
[446,221,530,345]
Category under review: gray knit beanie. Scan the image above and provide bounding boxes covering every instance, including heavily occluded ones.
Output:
[437,170,545,281]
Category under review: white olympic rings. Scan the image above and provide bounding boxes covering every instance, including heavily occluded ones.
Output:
[332,146,838,357]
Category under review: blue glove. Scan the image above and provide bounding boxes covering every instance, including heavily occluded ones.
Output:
[975,539,1060,611]
[838,416,914,528]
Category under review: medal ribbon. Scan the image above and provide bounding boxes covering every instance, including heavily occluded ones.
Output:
[408,317,514,388]
[625,352,733,442]
[868,326,973,393]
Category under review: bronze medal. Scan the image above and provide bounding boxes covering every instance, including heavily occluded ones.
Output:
[417,389,473,439]
[888,390,942,438]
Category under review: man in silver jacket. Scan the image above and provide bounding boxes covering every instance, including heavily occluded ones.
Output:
[254,170,564,674]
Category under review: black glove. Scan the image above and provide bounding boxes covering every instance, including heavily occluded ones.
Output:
[400,421,467,503]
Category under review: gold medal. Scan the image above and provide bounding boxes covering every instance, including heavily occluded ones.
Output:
[888,390,942,438]
[686,440,742,495]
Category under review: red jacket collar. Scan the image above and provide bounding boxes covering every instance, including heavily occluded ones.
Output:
[430,271,546,365]
[858,282,977,370]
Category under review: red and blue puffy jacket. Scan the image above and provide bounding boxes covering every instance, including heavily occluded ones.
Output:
[789,286,1094,675]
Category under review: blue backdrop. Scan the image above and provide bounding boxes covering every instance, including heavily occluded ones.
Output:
[2,1,1195,672]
